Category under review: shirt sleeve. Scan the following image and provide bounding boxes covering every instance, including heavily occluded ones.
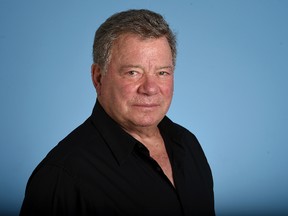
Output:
[19,164,83,216]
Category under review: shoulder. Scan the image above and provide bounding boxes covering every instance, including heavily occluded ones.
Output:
[30,116,108,181]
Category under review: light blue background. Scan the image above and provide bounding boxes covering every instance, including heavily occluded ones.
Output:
[1,0,287,215]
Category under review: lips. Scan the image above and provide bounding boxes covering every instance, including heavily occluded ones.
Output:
[132,103,160,110]
[130,98,162,110]
[134,104,159,107]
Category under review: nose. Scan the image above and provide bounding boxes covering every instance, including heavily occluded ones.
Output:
[138,74,159,96]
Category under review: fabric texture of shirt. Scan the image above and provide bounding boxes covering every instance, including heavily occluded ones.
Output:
[20,101,215,216]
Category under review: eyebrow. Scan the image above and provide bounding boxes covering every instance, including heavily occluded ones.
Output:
[120,65,174,70]
[120,65,143,70]
[157,66,174,70]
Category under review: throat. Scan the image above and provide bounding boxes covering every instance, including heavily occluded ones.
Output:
[150,150,175,187]
[127,127,175,186]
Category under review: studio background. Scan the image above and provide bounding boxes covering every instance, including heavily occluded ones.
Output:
[0,0,287,215]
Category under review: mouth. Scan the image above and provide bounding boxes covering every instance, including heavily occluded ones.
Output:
[134,103,158,107]
[132,103,160,109]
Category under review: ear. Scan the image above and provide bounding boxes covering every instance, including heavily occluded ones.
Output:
[91,63,103,95]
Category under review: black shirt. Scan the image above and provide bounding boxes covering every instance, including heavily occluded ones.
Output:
[20,101,215,216]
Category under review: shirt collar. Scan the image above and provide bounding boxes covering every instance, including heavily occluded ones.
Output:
[159,116,186,145]
[158,116,187,163]
[90,100,136,166]
[90,100,186,165]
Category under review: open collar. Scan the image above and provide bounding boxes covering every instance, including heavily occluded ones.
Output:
[90,101,136,166]
[90,100,186,166]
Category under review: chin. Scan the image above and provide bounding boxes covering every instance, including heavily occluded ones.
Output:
[132,116,162,128]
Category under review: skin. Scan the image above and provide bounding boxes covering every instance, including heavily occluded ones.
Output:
[92,33,175,185]
[91,33,174,139]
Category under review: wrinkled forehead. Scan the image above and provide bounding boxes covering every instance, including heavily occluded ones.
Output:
[109,33,173,67]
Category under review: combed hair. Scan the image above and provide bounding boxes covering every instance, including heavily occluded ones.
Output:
[92,9,177,73]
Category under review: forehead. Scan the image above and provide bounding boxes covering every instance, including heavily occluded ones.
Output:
[110,33,172,62]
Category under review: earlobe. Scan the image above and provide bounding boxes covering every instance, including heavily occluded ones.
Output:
[91,64,102,95]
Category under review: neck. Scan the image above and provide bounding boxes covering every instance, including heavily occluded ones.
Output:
[122,124,161,143]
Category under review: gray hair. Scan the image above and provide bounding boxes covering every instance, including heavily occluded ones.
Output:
[92,9,177,73]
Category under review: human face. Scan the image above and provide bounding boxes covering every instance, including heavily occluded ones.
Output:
[94,33,174,131]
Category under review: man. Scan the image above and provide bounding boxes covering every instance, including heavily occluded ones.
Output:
[20,9,215,216]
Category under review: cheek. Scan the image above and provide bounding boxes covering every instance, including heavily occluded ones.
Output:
[110,81,137,102]
[119,82,138,95]
[162,81,174,96]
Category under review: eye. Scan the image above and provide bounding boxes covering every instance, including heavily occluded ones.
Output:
[158,71,169,76]
[126,70,139,77]
[128,71,137,76]
[125,70,141,79]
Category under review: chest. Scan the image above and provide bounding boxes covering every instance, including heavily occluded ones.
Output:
[150,149,174,186]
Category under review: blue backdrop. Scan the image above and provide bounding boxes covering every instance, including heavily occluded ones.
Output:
[1,1,287,215]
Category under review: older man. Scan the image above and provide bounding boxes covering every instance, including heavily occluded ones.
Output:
[20,9,215,216]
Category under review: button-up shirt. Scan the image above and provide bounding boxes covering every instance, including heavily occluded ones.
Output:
[20,101,215,216]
